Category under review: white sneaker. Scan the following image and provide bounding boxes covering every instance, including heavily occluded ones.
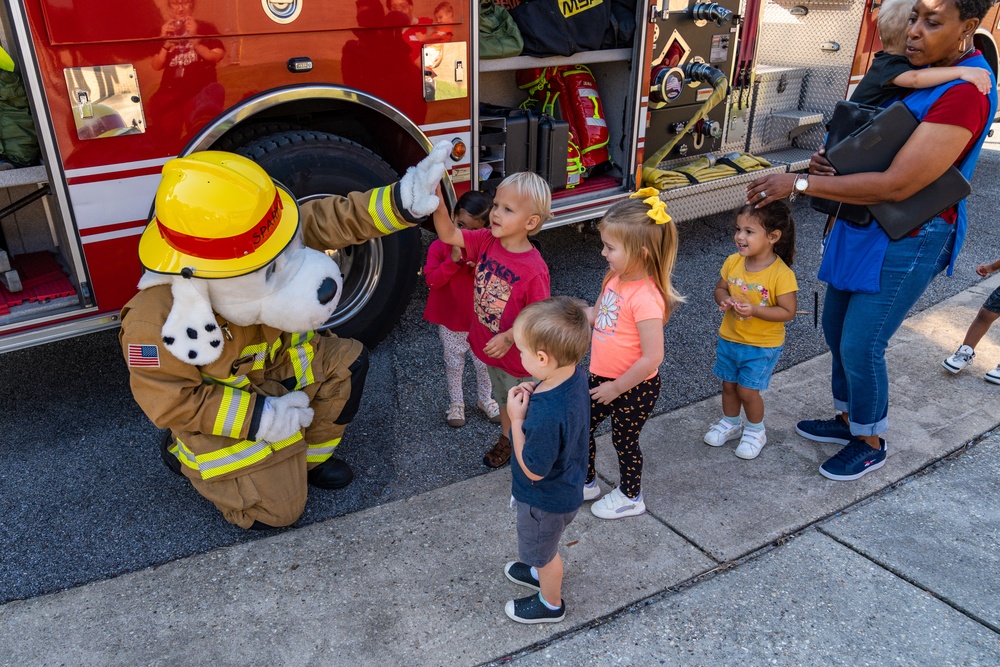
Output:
[703,418,743,447]
[582,480,602,501]
[478,399,502,423]
[591,487,645,519]
[445,402,465,428]
[943,345,975,373]
[985,365,1000,385]
[734,428,767,460]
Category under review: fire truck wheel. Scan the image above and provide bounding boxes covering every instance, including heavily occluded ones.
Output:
[212,121,304,154]
[237,130,421,348]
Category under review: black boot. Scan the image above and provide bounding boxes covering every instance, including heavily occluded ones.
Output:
[159,431,183,476]
[307,457,354,489]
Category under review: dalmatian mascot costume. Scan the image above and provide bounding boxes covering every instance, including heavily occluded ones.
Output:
[120,142,451,530]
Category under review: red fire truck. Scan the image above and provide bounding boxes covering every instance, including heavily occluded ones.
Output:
[0,0,996,353]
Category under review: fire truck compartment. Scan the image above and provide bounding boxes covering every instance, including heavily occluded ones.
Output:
[0,14,89,338]
[477,52,638,225]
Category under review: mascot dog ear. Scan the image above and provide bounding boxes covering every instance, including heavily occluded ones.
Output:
[138,272,225,366]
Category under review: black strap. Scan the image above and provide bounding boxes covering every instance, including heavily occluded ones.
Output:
[677,170,700,185]
[717,157,747,174]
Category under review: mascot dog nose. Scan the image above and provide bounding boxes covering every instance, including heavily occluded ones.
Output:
[317,277,339,306]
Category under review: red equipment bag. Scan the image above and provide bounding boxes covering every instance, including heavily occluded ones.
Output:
[516,65,609,169]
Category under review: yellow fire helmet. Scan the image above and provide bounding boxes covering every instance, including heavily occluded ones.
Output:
[138,151,299,278]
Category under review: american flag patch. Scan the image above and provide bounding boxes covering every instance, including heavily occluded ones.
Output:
[128,344,160,368]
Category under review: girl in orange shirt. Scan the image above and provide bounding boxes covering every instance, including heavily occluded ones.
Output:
[584,189,684,519]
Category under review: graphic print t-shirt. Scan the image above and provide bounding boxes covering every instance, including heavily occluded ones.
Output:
[590,276,665,380]
[462,228,550,377]
[718,253,798,348]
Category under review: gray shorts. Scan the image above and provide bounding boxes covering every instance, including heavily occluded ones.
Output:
[516,500,577,568]
[983,285,1000,314]
[487,365,534,408]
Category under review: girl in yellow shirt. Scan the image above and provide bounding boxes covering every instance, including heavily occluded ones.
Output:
[704,202,798,460]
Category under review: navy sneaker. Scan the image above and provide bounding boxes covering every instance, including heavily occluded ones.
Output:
[504,561,540,591]
[796,415,853,445]
[820,438,887,481]
[504,593,565,624]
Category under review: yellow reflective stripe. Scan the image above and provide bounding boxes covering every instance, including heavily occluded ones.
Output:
[238,342,268,371]
[202,373,252,389]
[174,438,198,471]
[305,437,341,464]
[177,432,304,480]
[368,186,407,233]
[288,331,316,390]
[269,339,283,363]
[213,386,252,438]
[368,187,393,235]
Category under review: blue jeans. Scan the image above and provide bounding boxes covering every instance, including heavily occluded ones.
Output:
[821,217,955,436]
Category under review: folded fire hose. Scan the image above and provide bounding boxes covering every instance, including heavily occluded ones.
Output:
[641,63,770,190]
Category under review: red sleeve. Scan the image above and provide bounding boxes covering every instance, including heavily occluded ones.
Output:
[922,83,990,163]
[423,239,462,289]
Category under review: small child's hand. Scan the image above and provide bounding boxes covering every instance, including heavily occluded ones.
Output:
[484,332,513,358]
[507,385,529,420]
[589,380,621,405]
[718,298,735,312]
[731,300,755,318]
[959,67,993,95]
[515,381,537,395]
[976,263,997,277]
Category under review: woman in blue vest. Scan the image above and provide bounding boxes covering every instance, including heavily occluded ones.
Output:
[746,0,998,482]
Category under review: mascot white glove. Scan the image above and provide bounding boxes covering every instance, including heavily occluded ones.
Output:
[255,391,315,443]
[399,140,451,218]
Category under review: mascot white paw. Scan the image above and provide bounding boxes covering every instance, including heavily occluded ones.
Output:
[256,392,315,443]
[399,140,451,218]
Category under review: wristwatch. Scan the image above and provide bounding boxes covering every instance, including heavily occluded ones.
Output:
[789,174,809,202]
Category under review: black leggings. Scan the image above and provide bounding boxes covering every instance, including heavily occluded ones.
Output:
[586,373,661,499]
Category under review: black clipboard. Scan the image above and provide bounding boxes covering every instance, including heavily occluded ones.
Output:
[825,101,970,240]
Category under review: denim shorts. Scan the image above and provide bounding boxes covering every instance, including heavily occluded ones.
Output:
[983,285,1000,315]
[713,336,783,391]
[516,501,577,568]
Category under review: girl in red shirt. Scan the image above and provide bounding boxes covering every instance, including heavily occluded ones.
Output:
[424,191,501,427]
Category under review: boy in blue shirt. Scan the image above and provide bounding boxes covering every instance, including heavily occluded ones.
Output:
[502,296,591,624]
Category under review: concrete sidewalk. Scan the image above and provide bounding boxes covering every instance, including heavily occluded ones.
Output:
[3,277,1000,666]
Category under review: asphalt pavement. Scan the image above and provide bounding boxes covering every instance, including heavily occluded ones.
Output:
[1,267,998,666]
[0,134,998,662]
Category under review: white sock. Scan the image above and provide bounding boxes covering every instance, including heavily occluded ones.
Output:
[530,566,539,581]
[538,592,560,610]
[584,480,597,489]
[745,420,764,432]
[723,414,741,426]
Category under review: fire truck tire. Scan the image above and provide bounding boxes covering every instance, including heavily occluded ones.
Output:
[212,121,304,153]
[237,130,421,348]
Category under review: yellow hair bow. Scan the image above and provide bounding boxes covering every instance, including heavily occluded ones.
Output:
[629,187,671,224]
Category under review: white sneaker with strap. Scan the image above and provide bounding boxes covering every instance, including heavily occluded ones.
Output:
[591,487,645,520]
[734,427,767,460]
[445,402,465,428]
[704,417,743,447]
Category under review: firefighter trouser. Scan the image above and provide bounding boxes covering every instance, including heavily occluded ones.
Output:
[186,335,369,529]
